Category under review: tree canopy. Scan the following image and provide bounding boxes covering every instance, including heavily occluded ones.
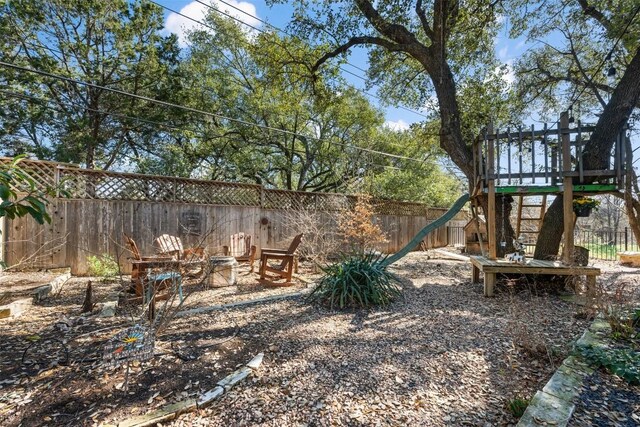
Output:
[0,0,461,206]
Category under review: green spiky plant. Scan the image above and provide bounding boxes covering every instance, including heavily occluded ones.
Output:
[308,252,401,309]
[507,397,530,418]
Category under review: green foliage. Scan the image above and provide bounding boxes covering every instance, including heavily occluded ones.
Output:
[86,254,119,279]
[507,397,529,418]
[0,0,181,168]
[174,13,387,192]
[308,252,401,310]
[577,344,640,385]
[363,126,463,206]
[0,156,52,226]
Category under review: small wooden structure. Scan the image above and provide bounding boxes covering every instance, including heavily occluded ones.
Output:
[258,233,303,286]
[470,112,627,294]
[464,215,487,255]
[124,234,182,317]
[223,233,257,272]
[470,255,600,297]
[618,251,640,267]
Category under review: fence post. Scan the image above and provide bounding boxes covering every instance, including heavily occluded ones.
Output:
[54,165,61,198]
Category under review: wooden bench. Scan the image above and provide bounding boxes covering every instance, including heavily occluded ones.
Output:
[470,255,600,297]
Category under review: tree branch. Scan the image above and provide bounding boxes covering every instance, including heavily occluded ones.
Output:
[415,0,434,40]
[312,36,403,72]
[354,0,423,47]
[564,28,607,108]
[577,0,612,32]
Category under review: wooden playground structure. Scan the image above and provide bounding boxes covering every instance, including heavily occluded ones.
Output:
[469,112,629,296]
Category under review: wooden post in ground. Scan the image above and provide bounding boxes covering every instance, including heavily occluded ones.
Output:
[487,122,497,260]
[484,272,496,297]
[561,112,574,264]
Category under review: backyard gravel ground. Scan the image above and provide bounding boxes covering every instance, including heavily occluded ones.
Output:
[170,252,597,426]
[0,251,637,426]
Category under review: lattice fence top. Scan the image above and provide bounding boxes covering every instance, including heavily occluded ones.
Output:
[0,157,455,216]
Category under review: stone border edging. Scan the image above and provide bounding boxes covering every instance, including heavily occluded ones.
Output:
[516,317,609,426]
[1,271,71,319]
[33,271,71,302]
[113,352,264,427]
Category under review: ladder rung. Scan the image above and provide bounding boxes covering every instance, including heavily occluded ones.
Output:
[521,204,545,208]
[519,217,543,221]
[519,230,540,233]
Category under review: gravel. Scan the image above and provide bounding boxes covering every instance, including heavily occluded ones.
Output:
[169,252,593,426]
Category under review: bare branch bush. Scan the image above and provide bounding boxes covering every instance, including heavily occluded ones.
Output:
[3,230,69,271]
[282,209,342,270]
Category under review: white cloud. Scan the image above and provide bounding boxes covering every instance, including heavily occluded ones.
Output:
[493,59,515,86]
[503,60,516,85]
[384,119,410,131]
[498,46,508,60]
[164,0,261,48]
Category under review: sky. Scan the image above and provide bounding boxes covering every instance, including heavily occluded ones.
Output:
[159,0,523,132]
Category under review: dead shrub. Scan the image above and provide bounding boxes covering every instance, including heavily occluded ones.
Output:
[338,193,387,254]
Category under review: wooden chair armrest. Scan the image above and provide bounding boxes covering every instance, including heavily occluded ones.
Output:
[261,253,292,261]
[140,255,174,261]
[132,259,180,268]
[261,248,288,254]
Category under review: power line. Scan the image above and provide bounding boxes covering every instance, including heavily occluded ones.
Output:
[202,0,370,75]
[152,0,429,119]
[0,89,407,172]
[0,60,427,163]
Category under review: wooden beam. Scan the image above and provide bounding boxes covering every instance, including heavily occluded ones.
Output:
[561,112,574,264]
[487,122,497,260]
[489,184,618,195]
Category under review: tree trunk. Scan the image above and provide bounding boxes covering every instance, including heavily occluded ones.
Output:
[534,196,564,260]
[430,61,474,182]
[534,47,640,259]
[624,138,640,245]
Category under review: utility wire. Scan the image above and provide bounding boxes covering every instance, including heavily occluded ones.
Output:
[0,89,404,171]
[0,60,427,163]
[151,0,429,119]
[198,0,369,75]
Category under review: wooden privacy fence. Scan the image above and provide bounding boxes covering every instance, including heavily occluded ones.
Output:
[1,158,467,275]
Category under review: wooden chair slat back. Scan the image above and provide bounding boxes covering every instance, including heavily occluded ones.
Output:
[229,233,251,257]
[155,234,184,254]
[124,233,142,260]
[286,233,304,255]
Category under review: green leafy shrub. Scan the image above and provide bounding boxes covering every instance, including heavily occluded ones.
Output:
[308,252,401,309]
[507,397,529,418]
[0,155,53,226]
[577,345,640,385]
[87,254,119,279]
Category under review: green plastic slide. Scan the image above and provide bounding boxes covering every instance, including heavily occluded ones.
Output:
[379,193,470,268]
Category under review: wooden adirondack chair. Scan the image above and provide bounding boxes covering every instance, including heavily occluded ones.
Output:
[258,233,303,286]
[154,234,206,276]
[123,234,182,317]
[223,232,257,272]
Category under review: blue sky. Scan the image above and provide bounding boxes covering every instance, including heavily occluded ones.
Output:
[160,0,521,131]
